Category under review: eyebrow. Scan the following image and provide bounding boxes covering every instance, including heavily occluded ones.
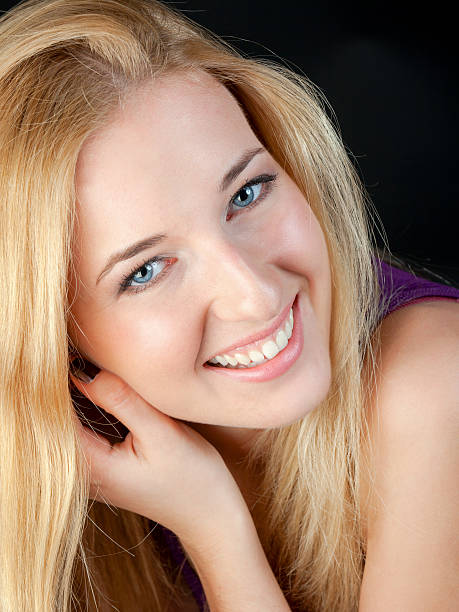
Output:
[96,146,266,285]
[219,146,265,192]
[96,233,167,285]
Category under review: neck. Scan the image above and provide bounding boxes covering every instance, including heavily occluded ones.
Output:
[190,422,260,457]
[184,422,264,507]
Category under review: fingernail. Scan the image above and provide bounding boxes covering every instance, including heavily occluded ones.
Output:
[70,357,100,383]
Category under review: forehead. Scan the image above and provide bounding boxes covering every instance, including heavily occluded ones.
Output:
[75,71,255,198]
[72,71,261,269]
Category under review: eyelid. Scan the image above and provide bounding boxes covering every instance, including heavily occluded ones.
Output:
[231,173,277,201]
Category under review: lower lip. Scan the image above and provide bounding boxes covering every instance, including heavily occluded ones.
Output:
[203,293,304,382]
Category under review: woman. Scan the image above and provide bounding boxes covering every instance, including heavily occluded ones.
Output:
[0,1,457,610]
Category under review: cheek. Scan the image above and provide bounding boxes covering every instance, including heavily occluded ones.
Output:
[267,191,331,338]
[73,303,200,383]
[267,191,329,276]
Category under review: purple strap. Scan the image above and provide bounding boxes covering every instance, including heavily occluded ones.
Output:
[375,258,459,320]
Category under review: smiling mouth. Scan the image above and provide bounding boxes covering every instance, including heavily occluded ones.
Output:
[205,298,296,369]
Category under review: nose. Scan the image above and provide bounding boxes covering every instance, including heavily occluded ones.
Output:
[200,238,283,323]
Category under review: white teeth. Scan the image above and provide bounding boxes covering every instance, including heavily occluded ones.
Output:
[275,329,288,350]
[261,340,279,360]
[248,350,265,364]
[208,304,296,369]
[223,354,238,366]
[234,352,251,365]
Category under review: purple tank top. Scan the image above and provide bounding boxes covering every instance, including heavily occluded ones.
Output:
[375,257,459,320]
[155,256,459,611]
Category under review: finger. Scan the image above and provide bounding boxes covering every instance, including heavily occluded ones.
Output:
[71,411,116,501]
[69,367,171,437]
[75,416,113,459]
[72,408,138,505]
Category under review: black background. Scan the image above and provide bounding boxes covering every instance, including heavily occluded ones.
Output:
[2,0,458,283]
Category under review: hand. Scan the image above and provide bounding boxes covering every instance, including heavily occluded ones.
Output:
[69,363,246,543]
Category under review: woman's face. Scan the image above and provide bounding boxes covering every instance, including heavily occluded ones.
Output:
[70,71,332,430]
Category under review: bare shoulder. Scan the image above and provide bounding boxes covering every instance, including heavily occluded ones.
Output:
[368,298,459,422]
[376,296,459,361]
[359,299,459,610]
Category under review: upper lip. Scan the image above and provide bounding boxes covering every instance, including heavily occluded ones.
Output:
[205,295,296,363]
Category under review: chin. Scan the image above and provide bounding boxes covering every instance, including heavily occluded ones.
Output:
[259,400,323,429]
[269,370,332,428]
[227,380,331,430]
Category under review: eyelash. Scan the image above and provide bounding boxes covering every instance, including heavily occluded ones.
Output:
[119,172,278,295]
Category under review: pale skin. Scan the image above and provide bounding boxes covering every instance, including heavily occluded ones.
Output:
[69,71,459,610]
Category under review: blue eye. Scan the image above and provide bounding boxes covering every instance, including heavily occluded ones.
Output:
[131,262,154,284]
[227,173,278,218]
[119,257,169,294]
[232,183,262,208]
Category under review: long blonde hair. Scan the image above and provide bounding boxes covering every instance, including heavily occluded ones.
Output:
[0,1,388,609]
